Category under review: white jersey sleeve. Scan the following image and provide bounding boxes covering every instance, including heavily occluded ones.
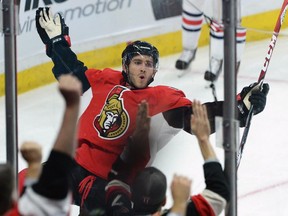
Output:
[18,186,72,216]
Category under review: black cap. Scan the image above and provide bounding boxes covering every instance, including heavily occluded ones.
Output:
[132,167,167,214]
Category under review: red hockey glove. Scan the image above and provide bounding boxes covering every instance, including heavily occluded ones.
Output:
[36,7,71,57]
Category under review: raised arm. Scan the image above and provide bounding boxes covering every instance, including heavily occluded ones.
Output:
[36,7,90,93]
[169,175,192,216]
[191,100,217,161]
[189,100,229,216]
[20,74,82,177]
[18,74,82,215]
[105,101,151,216]
[108,100,151,183]
[52,74,82,156]
[20,142,43,182]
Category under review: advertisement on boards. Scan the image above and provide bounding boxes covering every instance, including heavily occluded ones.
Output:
[1,0,282,74]
[0,0,183,73]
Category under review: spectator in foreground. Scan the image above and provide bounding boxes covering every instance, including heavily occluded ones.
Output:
[2,74,82,216]
[105,100,229,216]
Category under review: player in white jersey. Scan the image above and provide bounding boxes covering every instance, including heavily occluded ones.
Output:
[175,0,246,82]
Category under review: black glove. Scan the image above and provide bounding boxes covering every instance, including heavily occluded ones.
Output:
[35,7,70,57]
[237,82,269,125]
[36,7,50,45]
[249,83,269,114]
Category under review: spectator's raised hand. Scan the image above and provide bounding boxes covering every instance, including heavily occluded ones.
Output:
[109,101,151,183]
[129,100,151,157]
[191,100,210,142]
[119,100,151,163]
[20,141,43,179]
[58,74,82,107]
[170,174,192,215]
[191,100,217,161]
[20,141,42,164]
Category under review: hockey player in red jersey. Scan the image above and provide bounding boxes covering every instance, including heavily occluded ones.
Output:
[35,7,269,213]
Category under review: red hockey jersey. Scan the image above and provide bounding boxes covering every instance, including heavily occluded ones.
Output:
[75,68,191,179]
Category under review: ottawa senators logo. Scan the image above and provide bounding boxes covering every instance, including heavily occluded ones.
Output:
[94,86,129,139]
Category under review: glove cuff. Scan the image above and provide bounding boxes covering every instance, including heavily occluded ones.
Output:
[45,35,71,57]
[237,100,249,127]
[51,35,71,47]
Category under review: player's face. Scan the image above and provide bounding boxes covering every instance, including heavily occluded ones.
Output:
[127,55,156,89]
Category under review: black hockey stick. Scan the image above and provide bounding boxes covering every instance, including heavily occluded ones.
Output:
[237,0,288,168]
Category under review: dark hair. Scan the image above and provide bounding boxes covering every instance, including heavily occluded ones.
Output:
[132,167,167,215]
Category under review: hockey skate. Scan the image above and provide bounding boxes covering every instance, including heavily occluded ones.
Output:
[175,49,197,70]
[204,57,223,82]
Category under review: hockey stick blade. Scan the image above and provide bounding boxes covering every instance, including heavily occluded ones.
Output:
[237,0,288,168]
